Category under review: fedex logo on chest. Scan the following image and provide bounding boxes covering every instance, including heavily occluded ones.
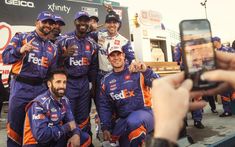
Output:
[110,89,135,100]
[28,53,49,68]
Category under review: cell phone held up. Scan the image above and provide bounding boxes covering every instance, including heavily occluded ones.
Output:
[179,19,218,90]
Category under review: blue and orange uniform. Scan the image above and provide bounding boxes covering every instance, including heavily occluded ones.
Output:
[2,30,57,146]
[23,90,91,147]
[57,31,98,133]
[99,66,159,146]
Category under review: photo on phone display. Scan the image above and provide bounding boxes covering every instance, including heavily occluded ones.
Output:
[179,19,217,90]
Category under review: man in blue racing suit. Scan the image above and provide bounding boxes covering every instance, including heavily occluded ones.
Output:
[56,11,98,135]
[23,68,91,147]
[2,11,57,147]
[99,46,160,146]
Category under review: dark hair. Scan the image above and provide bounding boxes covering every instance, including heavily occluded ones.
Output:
[232,40,235,49]
[47,68,68,81]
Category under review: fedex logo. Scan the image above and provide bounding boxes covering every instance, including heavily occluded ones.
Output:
[69,57,89,66]
[32,114,45,120]
[110,89,135,100]
[28,53,49,68]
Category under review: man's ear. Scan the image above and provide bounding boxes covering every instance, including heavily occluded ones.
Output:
[47,81,51,88]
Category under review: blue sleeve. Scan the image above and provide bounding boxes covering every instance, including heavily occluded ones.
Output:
[89,32,98,42]
[142,68,160,87]
[99,79,113,132]
[88,41,99,83]
[55,37,68,68]
[2,33,24,64]
[122,41,135,64]
[47,44,59,76]
[173,46,182,64]
[63,98,81,136]
[27,102,71,143]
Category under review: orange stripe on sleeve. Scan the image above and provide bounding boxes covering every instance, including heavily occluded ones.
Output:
[140,74,152,107]
[222,96,231,102]
[23,113,37,145]
[11,54,26,75]
[78,117,90,130]
[7,123,22,145]
[81,135,91,147]
[128,125,146,142]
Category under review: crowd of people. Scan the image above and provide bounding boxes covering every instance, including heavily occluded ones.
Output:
[1,6,235,147]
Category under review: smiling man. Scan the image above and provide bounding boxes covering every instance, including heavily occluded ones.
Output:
[99,47,160,146]
[89,11,135,113]
[2,11,57,147]
[23,69,91,147]
[56,11,98,138]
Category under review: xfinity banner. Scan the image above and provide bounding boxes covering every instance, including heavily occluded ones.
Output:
[0,0,129,85]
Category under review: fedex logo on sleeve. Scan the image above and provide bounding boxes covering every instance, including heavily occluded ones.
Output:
[110,89,135,100]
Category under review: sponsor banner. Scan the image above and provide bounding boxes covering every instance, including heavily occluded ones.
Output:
[0,0,130,85]
[0,0,130,38]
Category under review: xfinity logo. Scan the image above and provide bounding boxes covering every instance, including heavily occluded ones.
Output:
[5,0,35,8]
[48,3,71,14]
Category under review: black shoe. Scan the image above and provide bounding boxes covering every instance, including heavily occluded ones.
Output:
[219,112,232,117]
[194,121,205,129]
[211,109,218,114]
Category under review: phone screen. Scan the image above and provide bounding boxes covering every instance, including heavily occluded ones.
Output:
[180,19,217,90]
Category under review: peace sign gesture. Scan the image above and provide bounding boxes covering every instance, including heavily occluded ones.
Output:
[20,38,37,54]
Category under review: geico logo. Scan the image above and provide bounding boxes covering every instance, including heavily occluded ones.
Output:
[5,0,35,8]
[28,53,49,68]
[69,57,89,66]
[110,89,135,100]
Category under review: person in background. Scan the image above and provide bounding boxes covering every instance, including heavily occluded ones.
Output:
[173,43,205,129]
[212,36,234,117]
[2,11,57,147]
[48,14,66,43]
[89,15,99,32]
[99,46,159,146]
[23,69,91,147]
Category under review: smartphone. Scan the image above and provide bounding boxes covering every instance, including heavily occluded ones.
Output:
[179,19,217,90]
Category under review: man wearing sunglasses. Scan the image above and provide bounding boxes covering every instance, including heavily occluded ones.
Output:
[2,11,57,147]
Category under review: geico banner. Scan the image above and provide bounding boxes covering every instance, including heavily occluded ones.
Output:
[0,0,129,38]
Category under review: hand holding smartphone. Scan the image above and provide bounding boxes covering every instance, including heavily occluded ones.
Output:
[179,19,218,90]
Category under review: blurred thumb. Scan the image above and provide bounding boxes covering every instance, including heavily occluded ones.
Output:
[180,79,193,91]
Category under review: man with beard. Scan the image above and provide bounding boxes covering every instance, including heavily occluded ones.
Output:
[48,14,66,43]
[2,11,57,147]
[23,69,91,147]
[57,11,98,136]
[99,47,159,146]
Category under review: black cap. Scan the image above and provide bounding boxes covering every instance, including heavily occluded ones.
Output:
[105,11,120,23]
[90,16,99,22]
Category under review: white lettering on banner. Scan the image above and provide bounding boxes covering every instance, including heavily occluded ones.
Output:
[69,57,89,66]
[48,3,71,14]
[5,0,35,8]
